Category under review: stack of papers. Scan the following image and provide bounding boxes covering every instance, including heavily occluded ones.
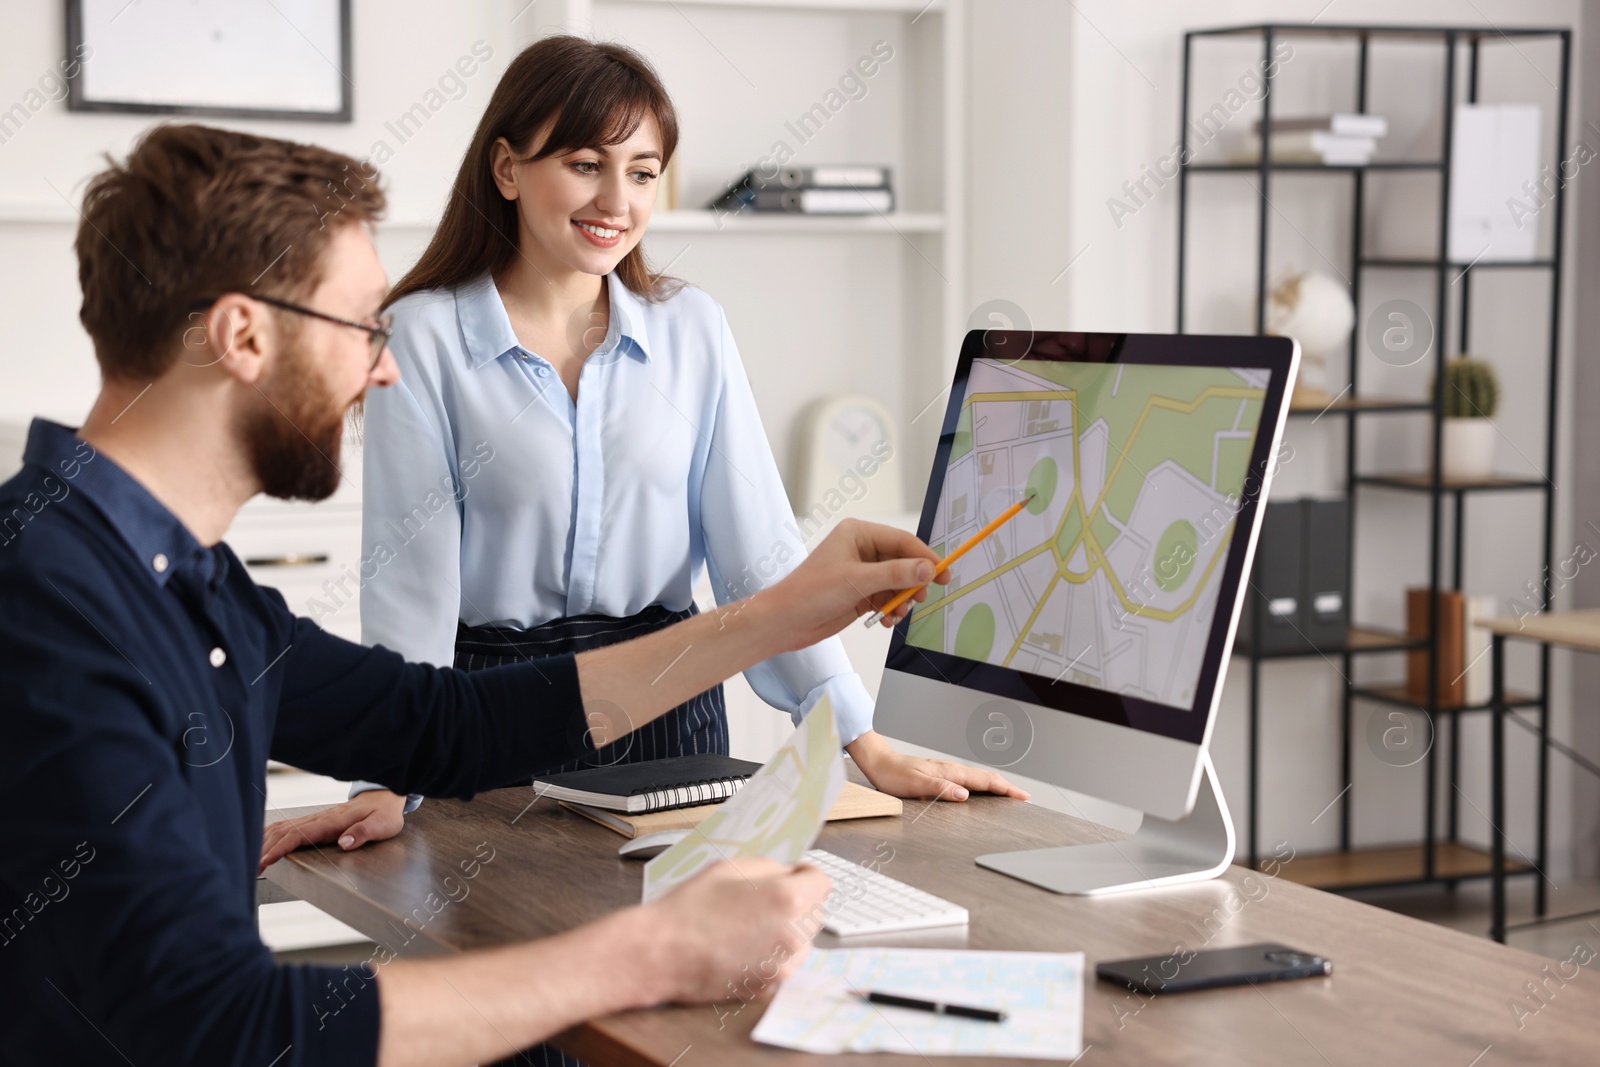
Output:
[752,948,1085,1059]
[1246,113,1389,165]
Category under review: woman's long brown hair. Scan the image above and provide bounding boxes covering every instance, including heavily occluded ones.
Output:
[386,35,684,308]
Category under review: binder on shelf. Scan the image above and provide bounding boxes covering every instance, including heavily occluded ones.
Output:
[1304,498,1350,652]
[709,165,894,216]
[1238,499,1306,654]
[774,165,890,189]
[1405,588,1465,707]
[740,187,894,215]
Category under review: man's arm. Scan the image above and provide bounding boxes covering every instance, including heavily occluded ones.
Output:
[2,574,827,1067]
[572,519,937,740]
[270,520,938,791]
[262,521,942,865]
[371,858,827,1067]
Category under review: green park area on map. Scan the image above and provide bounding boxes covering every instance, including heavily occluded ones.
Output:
[906,358,1267,708]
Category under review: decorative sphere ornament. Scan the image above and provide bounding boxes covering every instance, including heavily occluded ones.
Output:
[1265,268,1354,406]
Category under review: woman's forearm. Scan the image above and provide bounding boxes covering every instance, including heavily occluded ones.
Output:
[573,592,787,744]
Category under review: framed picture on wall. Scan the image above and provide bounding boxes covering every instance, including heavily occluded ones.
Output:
[65,0,352,122]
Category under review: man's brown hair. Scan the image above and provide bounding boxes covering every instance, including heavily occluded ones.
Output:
[76,123,386,381]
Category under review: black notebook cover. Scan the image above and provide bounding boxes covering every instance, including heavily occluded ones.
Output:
[534,754,763,813]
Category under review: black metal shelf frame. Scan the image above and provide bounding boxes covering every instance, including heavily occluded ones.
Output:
[1176,24,1572,906]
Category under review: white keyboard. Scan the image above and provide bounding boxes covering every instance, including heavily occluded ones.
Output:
[806,848,969,937]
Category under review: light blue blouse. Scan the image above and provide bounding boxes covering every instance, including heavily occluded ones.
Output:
[355,271,876,769]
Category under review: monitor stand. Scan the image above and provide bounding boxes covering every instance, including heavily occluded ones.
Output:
[976,750,1235,895]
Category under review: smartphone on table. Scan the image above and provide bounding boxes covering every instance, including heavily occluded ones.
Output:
[1096,942,1332,995]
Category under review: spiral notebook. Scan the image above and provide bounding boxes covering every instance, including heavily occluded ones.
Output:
[563,780,904,838]
[532,754,763,814]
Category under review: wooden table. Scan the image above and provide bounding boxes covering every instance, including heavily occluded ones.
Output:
[265,773,1598,1065]
[1480,609,1600,942]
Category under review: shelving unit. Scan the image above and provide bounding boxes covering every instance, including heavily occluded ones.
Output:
[1176,24,1572,898]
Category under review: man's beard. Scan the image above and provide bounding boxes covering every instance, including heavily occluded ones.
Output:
[244,342,353,502]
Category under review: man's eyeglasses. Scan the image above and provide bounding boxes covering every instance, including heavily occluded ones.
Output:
[191,292,392,370]
[249,293,393,370]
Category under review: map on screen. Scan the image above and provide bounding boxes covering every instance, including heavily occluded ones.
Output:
[905,357,1269,710]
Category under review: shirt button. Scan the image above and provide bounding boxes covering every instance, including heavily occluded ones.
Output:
[209,647,227,668]
[152,553,169,573]
[535,366,550,377]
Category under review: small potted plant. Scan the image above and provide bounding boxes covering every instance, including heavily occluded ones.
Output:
[1437,356,1499,481]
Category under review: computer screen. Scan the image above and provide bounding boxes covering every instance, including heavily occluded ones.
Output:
[886,331,1291,746]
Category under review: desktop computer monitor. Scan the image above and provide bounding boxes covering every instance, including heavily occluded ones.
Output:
[875,329,1298,894]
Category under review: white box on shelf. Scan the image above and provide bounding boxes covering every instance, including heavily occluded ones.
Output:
[1448,103,1541,263]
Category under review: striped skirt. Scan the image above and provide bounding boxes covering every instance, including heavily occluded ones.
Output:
[455,602,729,780]
[461,603,728,1067]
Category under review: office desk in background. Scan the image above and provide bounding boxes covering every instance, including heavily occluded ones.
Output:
[264,769,1597,1065]
[1482,609,1600,944]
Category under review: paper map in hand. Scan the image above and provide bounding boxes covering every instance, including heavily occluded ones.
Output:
[641,695,844,903]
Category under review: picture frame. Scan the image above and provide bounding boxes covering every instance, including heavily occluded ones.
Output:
[65,0,352,123]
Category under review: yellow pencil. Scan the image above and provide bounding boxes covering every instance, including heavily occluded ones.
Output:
[865,492,1036,628]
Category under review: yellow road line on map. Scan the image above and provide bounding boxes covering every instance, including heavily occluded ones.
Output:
[963,389,1079,405]
[919,382,1257,639]
[1002,571,1061,665]
[912,539,1055,617]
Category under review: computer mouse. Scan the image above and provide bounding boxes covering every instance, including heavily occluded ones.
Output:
[618,828,691,860]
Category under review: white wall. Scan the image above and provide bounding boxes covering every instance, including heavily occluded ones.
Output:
[0,1,529,422]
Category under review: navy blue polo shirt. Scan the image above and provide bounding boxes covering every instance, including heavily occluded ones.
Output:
[0,419,592,1066]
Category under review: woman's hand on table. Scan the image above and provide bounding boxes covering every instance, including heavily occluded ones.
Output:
[844,729,1030,802]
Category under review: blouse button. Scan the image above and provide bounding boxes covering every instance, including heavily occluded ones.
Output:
[152,553,169,573]
[209,647,227,668]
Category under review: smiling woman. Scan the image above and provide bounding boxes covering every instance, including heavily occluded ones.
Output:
[297,39,1021,986]
[385,35,683,312]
